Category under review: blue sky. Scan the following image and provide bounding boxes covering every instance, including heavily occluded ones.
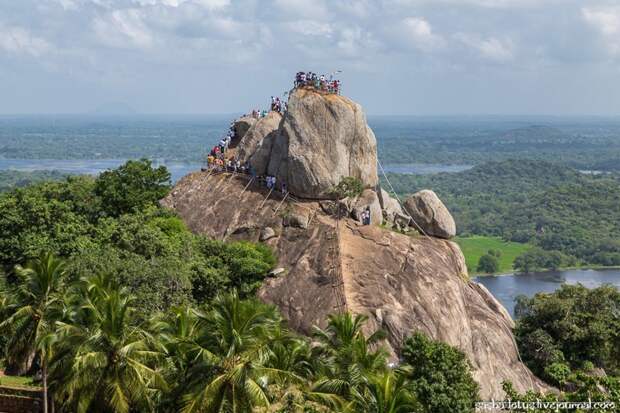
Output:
[1,0,619,115]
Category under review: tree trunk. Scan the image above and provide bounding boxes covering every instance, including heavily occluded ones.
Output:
[42,359,48,413]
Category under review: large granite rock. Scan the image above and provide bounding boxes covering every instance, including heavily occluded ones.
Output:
[403,189,456,239]
[231,116,257,147]
[265,88,379,198]
[162,172,549,399]
[236,112,282,174]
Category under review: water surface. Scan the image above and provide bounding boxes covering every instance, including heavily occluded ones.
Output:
[0,158,200,183]
[474,268,620,317]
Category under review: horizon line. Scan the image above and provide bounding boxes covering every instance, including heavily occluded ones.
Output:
[2,112,620,119]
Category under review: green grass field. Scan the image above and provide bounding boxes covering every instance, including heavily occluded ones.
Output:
[455,236,531,275]
[0,374,38,388]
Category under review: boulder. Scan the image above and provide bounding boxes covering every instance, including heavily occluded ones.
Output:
[351,189,383,226]
[379,188,404,220]
[403,190,456,239]
[283,209,310,229]
[231,116,257,147]
[266,88,378,198]
[236,112,282,174]
[392,212,412,232]
[260,226,276,241]
[319,198,352,218]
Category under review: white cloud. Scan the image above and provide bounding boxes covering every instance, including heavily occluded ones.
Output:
[273,0,328,20]
[133,0,230,10]
[455,33,514,62]
[400,17,443,51]
[52,0,79,10]
[387,0,548,8]
[285,20,333,37]
[337,27,379,57]
[582,6,620,56]
[93,8,153,49]
[583,7,620,35]
[0,25,53,56]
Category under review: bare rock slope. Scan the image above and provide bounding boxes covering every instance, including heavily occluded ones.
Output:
[162,171,547,399]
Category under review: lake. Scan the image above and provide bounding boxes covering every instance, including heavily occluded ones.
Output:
[0,158,469,183]
[0,158,201,183]
[474,268,620,317]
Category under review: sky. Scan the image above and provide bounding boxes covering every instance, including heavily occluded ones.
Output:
[1,0,620,115]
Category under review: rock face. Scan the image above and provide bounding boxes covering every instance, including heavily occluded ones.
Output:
[403,190,456,239]
[237,89,378,199]
[162,172,548,399]
[231,116,257,148]
[236,112,282,174]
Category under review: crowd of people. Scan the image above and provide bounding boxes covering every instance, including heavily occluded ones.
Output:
[204,120,289,194]
[270,96,287,113]
[250,108,269,119]
[294,71,341,94]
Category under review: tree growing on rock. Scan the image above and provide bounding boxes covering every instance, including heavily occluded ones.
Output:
[329,177,364,201]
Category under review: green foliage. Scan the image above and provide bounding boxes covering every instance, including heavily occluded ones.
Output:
[515,284,620,381]
[94,158,171,216]
[375,122,620,172]
[0,176,99,271]
[401,332,479,413]
[502,376,620,413]
[50,273,168,413]
[386,160,620,267]
[0,163,274,315]
[476,251,500,274]
[0,170,68,193]
[353,371,421,413]
[329,177,364,200]
[0,266,488,413]
[513,247,574,273]
[311,313,389,401]
[178,292,293,413]
[0,253,67,375]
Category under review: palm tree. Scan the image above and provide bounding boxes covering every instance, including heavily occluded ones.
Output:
[149,305,204,409]
[354,370,419,413]
[181,291,302,413]
[311,313,388,403]
[50,273,167,413]
[0,253,67,413]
